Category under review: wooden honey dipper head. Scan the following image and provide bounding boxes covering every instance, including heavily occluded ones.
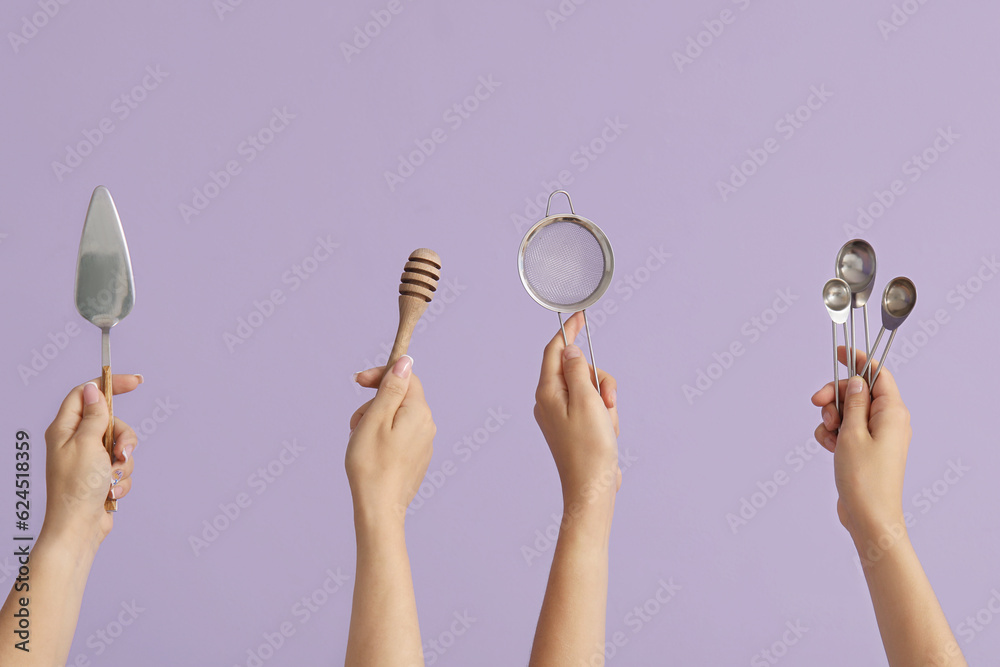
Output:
[386,248,441,372]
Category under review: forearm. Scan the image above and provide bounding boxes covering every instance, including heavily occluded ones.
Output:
[0,529,96,665]
[345,511,423,667]
[854,524,967,667]
[529,495,614,667]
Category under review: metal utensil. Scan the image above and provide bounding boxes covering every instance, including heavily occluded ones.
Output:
[75,186,135,512]
[836,240,877,382]
[823,278,852,416]
[859,277,916,393]
[518,190,614,390]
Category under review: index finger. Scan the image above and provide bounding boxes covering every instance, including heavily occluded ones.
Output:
[46,374,144,442]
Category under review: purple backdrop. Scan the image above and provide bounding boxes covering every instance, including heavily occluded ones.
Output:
[2,1,999,665]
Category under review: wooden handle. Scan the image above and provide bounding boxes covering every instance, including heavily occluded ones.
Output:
[101,366,118,512]
[386,248,441,372]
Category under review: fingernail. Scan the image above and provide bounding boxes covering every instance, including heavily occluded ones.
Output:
[563,345,582,360]
[111,469,123,486]
[83,382,101,406]
[351,371,361,383]
[392,355,413,379]
[847,376,864,396]
[110,485,118,499]
[822,410,833,430]
[134,374,144,384]
[123,445,134,463]
[608,388,617,407]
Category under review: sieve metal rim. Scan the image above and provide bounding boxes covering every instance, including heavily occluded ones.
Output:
[517,213,615,313]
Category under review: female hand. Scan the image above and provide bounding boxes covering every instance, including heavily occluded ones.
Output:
[42,375,142,554]
[811,347,910,542]
[534,312,620,509]
[347,356,436,524]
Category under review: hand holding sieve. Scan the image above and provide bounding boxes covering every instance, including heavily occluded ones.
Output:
[517,190,614,391]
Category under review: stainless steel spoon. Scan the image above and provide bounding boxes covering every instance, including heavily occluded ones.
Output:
[823,278,852,416]
[859,277,916,394]
[836,240,877,383]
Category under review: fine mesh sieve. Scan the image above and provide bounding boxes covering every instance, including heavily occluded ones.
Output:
[518,190,615,390]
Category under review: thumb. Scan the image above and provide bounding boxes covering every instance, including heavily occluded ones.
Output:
[368,355,413,421]
[840,375,871,437]
[562,345,597,402]
[76,382,110,443]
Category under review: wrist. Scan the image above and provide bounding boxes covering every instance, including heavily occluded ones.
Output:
[849,516,911,568]
[353,500,408,535]
[33,525,99,573]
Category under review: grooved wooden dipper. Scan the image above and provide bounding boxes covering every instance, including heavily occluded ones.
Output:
[386,248,441,372]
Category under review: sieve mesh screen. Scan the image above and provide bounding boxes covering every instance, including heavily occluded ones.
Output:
[522,221,606,306]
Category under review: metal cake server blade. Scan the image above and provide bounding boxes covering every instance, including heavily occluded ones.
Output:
[74,185,135,512]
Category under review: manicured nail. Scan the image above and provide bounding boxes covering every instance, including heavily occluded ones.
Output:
[134,374,144,384]
[392,355,413,379]
[83,382,101,406]
[822,409,834,430]
[351,371,361,383]
[608,388,617,408]
[110,485,118,499]
[847,376,864,396]
[123,445,134,463]
[563,345,582,360]
[112,470,124,486]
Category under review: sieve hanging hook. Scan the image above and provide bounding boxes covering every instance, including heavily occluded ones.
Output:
[546,190,575,216]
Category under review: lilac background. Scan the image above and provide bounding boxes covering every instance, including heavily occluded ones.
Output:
[2,1,999,665]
